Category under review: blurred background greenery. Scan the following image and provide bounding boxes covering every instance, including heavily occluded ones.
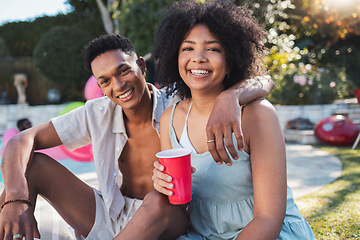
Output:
[0,0,359,105]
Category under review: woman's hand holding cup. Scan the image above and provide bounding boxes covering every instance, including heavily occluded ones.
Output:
[152,160,175,196]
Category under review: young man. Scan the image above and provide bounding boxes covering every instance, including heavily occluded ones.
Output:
[0,34,273,240]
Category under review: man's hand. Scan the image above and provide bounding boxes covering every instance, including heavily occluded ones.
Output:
[0,203,40,240]
[206,89,243,166]
[207,76,273,165]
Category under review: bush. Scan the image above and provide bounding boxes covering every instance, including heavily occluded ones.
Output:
[0,37,10,57]
[338,45,360,88]
[33,26,92,102]
[269,62,352,105]
[0,11,104,58]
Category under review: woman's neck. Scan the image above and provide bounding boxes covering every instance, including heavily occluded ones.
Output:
[190,89,223,116]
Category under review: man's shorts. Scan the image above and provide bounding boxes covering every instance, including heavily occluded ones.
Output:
[75,189,143,240]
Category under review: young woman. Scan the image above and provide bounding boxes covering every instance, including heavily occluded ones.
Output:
[152,1,315,239]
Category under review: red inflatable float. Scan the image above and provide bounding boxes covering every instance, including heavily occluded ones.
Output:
[314,115,359,146]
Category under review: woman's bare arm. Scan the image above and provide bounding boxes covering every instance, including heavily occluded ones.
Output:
[236,99,287,240]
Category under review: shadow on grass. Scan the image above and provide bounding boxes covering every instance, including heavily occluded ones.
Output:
[299,147,360,239]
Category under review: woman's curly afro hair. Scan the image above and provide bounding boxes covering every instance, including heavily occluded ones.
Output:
[152,0,267,99]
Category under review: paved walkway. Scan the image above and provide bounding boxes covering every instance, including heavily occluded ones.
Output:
[286,143,342,199]
[0,143,343,239]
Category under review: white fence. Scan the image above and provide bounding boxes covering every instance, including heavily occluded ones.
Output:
[0,99,358,136]
[0,104,64,136]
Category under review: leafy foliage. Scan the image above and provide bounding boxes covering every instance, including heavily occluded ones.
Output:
[235,0,358,104]
[287,0,360,89]
[269,61,351,105]
[1,0,359,104]
[0,1,105,57]
[113,0,174,56]
[0,37,10,57]
[33,26,93,101]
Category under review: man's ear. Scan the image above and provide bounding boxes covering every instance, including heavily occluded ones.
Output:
[137,57,147,74]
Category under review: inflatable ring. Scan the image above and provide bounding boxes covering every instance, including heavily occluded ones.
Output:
[1,128,19,157]
[59,101,85,116]
[84,75,103,100]
[0,128,71,160]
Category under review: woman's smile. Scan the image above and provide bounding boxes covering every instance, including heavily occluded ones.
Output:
[178,24,228,93]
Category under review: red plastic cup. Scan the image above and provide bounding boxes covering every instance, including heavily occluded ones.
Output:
[156,148,192,205]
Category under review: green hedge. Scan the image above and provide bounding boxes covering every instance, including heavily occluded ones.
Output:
[0,12,104,57]
[33,26,93,102]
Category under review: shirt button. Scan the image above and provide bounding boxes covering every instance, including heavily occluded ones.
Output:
[116,147,120,152]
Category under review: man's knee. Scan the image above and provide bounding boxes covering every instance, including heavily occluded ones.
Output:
[142,191,177,221]
[142,190,169,210]
[26,153,56,179]
[26,153,69,195]
[142,191,189,239]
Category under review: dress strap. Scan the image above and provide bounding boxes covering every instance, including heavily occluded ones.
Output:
[169,100,181,129]
[185,101,193,122]
[179,101,197,153]
[169,100,197,152]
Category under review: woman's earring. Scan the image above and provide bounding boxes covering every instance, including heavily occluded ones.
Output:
[104,94,108,99]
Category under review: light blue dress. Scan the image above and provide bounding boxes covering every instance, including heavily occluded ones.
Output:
[169,102,315,240]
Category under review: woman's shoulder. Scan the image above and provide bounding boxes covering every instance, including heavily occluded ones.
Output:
[161,99,190,121]
[242,99,283,149]
[242,98,279,130]
[242,98,277,117]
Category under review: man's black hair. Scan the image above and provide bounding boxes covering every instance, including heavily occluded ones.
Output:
[83,34,136,73]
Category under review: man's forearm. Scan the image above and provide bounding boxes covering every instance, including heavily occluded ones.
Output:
[231,75,273,105]
[1,133,34,200]
[1,122,63,200]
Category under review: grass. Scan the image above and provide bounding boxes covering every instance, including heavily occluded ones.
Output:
[295,145,360,239]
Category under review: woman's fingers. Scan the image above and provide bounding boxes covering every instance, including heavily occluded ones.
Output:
[152,161,173,196]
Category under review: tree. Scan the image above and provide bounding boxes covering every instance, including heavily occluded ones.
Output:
[33,26,93,102]
[114,0,174,56]
[0,37,10,57]
[66,0,107,35]
[0,1,105,57]
[94,0,118,34]
[287,0,360,88]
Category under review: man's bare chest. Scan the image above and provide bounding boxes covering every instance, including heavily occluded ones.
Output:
[119,127,160,175]
[118,127,161,198]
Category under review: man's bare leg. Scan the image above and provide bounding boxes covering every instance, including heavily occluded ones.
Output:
[0,153,96,237]
[114,190,189,240]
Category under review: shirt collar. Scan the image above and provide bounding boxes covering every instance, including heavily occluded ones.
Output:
[112,104,126,133]
[150,83,166,125]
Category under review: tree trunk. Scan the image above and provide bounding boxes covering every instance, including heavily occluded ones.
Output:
[95,0,113,34]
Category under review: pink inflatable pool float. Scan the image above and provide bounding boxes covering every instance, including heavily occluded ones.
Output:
[0,128,87,161]
[84,75,103,100]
